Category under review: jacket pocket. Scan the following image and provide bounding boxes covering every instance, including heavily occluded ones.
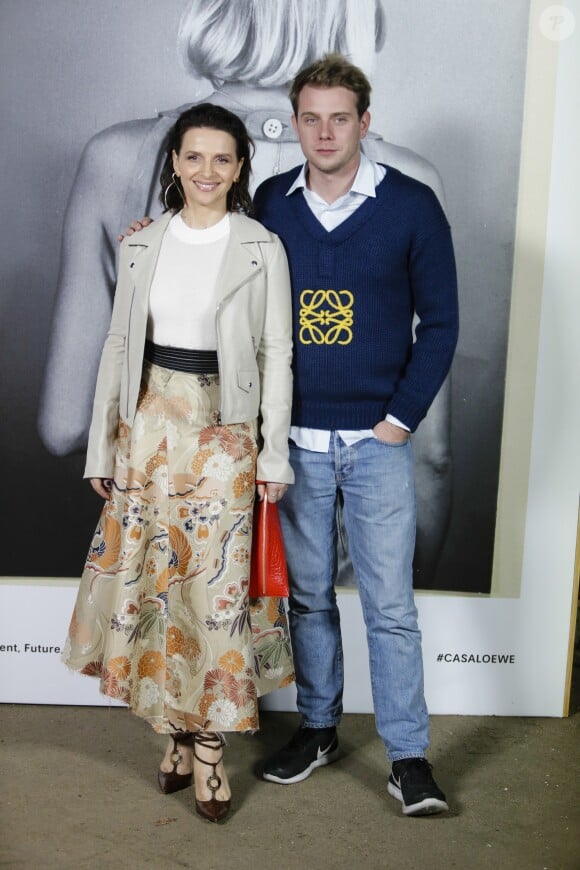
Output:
[238,370,258,392]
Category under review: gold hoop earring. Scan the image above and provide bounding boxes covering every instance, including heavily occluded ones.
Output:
[163,172,184,209]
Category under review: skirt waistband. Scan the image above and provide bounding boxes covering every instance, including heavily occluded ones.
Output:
[144,340,219,374]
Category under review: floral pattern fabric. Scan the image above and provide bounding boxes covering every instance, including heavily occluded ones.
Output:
[63,363,294,733]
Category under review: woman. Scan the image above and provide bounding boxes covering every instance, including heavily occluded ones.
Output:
[62,103,295,824]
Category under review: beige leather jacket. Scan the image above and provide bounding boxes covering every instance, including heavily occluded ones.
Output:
[84,211,294,485]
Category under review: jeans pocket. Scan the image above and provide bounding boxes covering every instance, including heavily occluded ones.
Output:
[372,433,410,448]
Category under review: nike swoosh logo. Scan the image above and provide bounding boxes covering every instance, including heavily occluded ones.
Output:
[316,743,334,760]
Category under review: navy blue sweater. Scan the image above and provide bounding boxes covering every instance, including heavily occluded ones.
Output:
[254,165,459,432]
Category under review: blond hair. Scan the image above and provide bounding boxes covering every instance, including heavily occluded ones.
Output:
[290,54,372,117]
[177,0,385,87]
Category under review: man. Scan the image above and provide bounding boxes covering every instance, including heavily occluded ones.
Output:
[253,54,458,816]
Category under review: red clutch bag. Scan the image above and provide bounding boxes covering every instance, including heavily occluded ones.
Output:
[249,485,289,598]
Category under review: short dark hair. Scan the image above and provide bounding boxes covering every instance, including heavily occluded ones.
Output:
[159,103,254,214]
[290,53,372,118]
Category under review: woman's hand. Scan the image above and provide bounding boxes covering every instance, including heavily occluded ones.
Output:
[257,481,288,503]
[90,478,113,499]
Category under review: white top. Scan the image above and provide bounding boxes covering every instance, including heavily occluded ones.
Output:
[147,212,230,350]
[285,154,408,451]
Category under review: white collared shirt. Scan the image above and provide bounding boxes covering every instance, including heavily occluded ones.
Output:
[286,153,408,451]
[287,152,386,231]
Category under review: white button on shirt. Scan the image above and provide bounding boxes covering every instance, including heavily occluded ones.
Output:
[262,117,284,139]
[286,153,409,452]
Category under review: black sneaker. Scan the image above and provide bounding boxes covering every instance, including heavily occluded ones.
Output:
[388,758,449,816]
[262,726,339,784]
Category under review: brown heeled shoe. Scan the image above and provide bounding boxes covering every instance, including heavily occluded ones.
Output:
[193,732,231,823]
[157,732,195,795]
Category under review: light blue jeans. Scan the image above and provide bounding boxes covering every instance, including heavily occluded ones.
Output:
[279,433,429,761]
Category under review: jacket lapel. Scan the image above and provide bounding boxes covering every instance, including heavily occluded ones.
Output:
[125,210,272,311]
[126,210,173,297]
[124,211,173,390]
[216,213,271,304]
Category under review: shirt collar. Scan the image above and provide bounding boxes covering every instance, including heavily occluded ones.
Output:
[286,152,378,198]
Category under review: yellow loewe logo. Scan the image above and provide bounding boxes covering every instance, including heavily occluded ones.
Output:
[299,289,354,345]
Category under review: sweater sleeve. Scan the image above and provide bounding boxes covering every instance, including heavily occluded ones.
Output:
[386,189,459,431]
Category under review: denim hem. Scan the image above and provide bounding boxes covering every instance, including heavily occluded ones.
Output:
[389,752,427,763]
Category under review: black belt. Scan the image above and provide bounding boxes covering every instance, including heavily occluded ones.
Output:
[144,340,219,374]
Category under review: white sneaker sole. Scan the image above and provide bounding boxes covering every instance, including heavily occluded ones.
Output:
[263,746,340,784]
[387,781,449,816]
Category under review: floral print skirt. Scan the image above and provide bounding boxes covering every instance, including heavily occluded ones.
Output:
[63,362,294,733]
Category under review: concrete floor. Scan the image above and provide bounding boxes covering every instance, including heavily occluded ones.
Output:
[1,690,579,870]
